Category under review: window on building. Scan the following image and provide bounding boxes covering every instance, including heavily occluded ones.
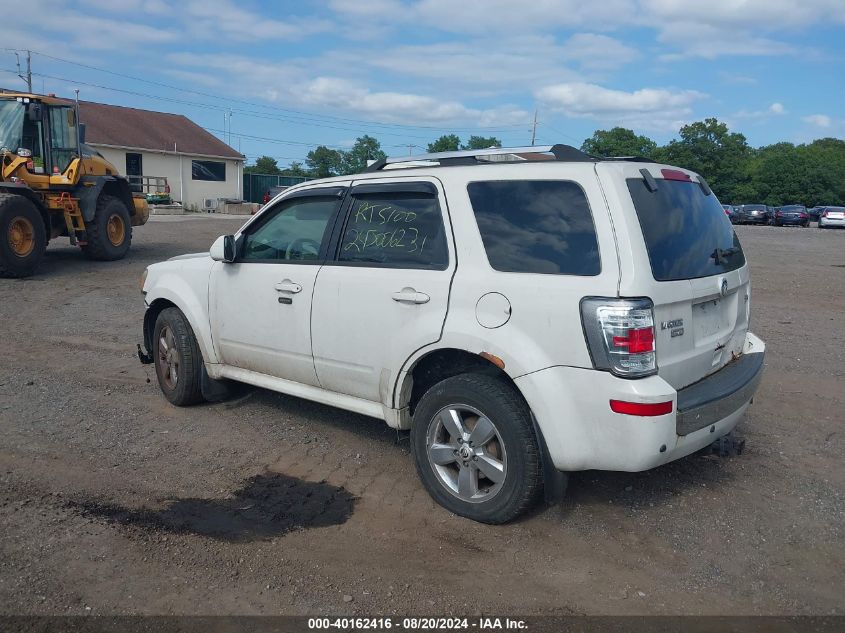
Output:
[192,160,226,182]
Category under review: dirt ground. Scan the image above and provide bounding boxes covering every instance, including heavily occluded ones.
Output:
[0,215,842,616]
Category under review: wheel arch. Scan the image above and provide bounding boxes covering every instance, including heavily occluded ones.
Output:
[75,176,134,222]
[400,346,566,504]
[143,281,219,366]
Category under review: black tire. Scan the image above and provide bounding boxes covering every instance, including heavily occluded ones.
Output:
[411,373,543,524]
[0,193,47,278]
[153,307,205,406]
[82,195,132,261]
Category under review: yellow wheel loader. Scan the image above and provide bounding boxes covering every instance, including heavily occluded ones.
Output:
[0,93,149,277]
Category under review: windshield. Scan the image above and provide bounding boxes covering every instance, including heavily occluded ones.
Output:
[0,100,25,152]
[627,177,745,281]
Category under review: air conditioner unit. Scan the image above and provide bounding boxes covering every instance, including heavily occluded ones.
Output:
[203,198,219,210]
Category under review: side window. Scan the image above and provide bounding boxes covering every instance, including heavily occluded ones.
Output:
[48,106,77,173]
[467,180,600,276]
[337,189,449,269]
[240,196,339,262]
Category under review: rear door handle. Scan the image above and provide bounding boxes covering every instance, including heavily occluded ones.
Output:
[275,280,302,293]
[392,288,430,304]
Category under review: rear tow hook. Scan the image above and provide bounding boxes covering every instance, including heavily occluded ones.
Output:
[137,343,153,365]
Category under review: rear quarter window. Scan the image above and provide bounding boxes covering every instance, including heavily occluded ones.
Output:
[627,177,745,281]
[466,180,600,275]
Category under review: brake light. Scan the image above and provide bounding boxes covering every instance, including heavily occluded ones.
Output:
[822,211,829,217]
[612,328,654,354]
[610,400,673,416]
[661,169,691,182]
[800,213,808,218]
[581,298,657,378]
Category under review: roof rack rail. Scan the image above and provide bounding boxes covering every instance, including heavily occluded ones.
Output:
[364,143,597,172]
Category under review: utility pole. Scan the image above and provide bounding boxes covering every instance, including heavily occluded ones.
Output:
[15,50,32,92]
[530,108,538,145]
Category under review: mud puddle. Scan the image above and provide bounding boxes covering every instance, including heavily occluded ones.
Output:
[72,473,355,542]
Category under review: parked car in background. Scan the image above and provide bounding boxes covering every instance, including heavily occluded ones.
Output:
[262,186,288,205]
[722,204,737,223]
[735,204,771,225]
[774,205,810,227]
[819,207,845,229]
[807,206,826,222]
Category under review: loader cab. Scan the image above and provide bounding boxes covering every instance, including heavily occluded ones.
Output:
[0,96,81,185]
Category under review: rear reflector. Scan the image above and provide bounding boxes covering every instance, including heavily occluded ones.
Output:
[610,400,673,416]
[660,169,691,182]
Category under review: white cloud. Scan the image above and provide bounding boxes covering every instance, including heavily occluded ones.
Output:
[330,0,638,33]
[536,82,704,130]
[734,102,788,119]
[298,77,530,126]
[182,0,331,41]
[803,114,832,128]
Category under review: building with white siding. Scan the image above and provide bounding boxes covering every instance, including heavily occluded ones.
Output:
[79,101,244,211]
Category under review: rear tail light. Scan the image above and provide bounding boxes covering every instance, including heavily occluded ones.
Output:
[610,400,673,416]
[580,297,657,378]
[822,211,828,217]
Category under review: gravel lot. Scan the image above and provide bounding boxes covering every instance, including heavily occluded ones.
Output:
[0,216,843,616]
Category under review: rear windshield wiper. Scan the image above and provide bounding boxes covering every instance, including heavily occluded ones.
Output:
[711,247,739,265]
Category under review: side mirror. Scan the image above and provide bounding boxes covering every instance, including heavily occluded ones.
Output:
[210,235,236,263]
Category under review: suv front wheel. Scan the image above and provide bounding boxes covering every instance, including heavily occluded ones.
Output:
[411,374,542,523]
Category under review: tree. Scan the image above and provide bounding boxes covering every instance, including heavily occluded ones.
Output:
[462,135,501,150]
[244,155,281,175]
[305,146,344,179]
[341,135,387,175]
[657,118,751,202]
[580,127,657,158]
[280,161,309,178]
[427,134,461,153]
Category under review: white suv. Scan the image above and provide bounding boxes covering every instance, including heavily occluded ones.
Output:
[139,145,765,523]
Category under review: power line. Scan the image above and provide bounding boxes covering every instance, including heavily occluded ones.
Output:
[18,69,452,142]
[30,50,528,133]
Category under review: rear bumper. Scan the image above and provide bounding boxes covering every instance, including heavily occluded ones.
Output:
[820,217,845,227]
[775,217,807,225]
[516,332,765,472]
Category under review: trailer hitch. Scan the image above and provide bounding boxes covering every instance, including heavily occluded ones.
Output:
[709,432,745,457]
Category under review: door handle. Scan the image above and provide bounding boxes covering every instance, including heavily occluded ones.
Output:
[275,280,302,293]
[392,288,430,304]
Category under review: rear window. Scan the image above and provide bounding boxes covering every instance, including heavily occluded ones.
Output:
[466,180,600,275]
[627,177,745,281]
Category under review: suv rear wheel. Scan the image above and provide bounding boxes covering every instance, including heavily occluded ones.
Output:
[411,374,542,523]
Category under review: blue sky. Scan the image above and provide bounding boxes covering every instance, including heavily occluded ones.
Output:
[3,0,844,166]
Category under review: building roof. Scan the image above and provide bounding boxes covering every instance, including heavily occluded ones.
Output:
[78,101,243,160]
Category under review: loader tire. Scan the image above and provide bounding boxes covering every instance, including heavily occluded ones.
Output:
[82,195,132,261]
[0,193,47,278]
